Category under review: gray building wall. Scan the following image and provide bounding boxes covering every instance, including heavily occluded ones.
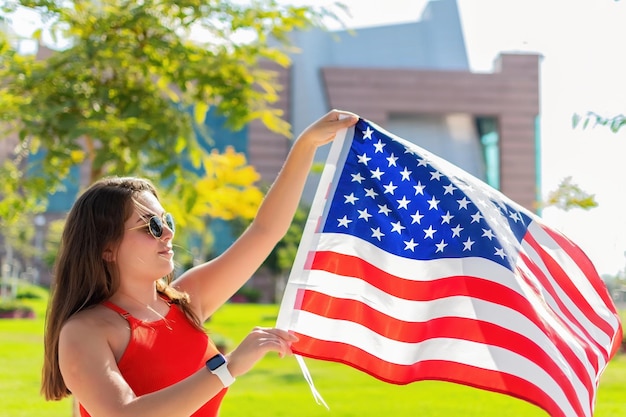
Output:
[289,0,469,139]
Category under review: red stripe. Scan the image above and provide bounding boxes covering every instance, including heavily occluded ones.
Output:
[311,250,591,390]
[292,334,578,417]
[523,231,614,354]
[540,224,615,309]
[298,290,587,415]
[516,256,600,373]
[538,225,623,357]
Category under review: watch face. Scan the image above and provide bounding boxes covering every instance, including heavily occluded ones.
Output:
[207,354,226,371]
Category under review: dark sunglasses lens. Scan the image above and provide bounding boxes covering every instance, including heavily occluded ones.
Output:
[165,213,175,233]
[149,217,163,238]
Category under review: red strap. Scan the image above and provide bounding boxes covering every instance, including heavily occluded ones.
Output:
[102,300,136,323]
[102,296,171,324]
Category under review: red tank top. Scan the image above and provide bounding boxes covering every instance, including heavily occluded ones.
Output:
[79,298,227,416]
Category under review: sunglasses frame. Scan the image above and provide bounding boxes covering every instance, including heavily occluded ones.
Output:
[127,213,175,239]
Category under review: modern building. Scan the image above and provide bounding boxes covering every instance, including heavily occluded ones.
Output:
[244,0,540,300]
[1,0,540,292]
[250,0,540,213]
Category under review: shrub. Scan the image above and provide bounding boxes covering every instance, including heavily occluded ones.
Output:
[0,300,35,318]
[231,287,262,303]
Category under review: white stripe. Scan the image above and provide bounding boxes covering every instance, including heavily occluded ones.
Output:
[315,232,474,282]
[276,124,352,329]
[517,245,608,374]
[314,232,614,349]
[303,232,603,372]
[292,311,582,417]
[527,222,620,337]
[528,223,612,315]
[520,234,613,353]
[302,270,592,406]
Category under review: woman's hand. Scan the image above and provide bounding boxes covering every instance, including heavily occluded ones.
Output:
[226,327,299,377]
[296,109,359,148]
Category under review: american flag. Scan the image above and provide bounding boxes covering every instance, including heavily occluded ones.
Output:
[276,118,622,417]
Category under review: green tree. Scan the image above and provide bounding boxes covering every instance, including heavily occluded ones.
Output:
[573,112,626,133]
[0,0,344,228]
[261,202,309,301]
[544,176,598,211]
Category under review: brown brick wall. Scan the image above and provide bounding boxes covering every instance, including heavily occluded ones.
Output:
[247,62,292,185]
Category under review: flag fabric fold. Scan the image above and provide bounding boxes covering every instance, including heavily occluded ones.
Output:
[276,118,622,417]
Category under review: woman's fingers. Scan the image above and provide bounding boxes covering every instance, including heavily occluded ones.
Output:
[256,327,299,343]
[250,327,299,357]
[227,327,300,376]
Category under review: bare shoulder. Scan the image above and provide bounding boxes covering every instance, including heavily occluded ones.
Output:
[58,305,136,414]
[61,304,121,339]
[59,304,127,367]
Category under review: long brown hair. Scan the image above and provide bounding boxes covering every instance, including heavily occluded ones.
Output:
[41,176,202,400]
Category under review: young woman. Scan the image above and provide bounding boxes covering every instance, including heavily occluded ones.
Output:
[41,110,359,417]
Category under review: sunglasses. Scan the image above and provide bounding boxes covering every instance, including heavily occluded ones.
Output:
[127,213,175,239]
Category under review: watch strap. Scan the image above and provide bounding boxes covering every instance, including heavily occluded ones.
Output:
[212,364,236,387]
[206,354,236,388]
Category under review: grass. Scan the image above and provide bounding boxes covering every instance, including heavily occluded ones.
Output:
[0,289,625,417]
[211,304,626,417]
[0,311,73,416]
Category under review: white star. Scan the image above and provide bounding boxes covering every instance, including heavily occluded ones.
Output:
[411,210,424,224]
[417,158,428,167]
[397,195,411,210]
[475,198,490,209]
[441,211,454,224]
[427,196,440,210]
[482,228,495,240]
[373,139,385,153]
[390,221,405,234]
[500,236,512,248]
[404,238,419,251]
[386,153,398,167]
[443,184,457,195]
[370,167,384,180]
[470,211,483,223]
[371,227,385,241]
[357,153,371,165]
[383,181,398,195]
[494,247,507,259]
[344,193,359,205]
[363,126,374,140]
[463,237,475,251]
[430,171,443,181]
[423,225,437,239]
[337,215,352,228]
[488,212,500,224]
[364,188,378,199]
[357,208,372,222]
[413,181,426,195]
[457,197,470,210]
[509,211,521,223]
[351,172,365,183]
[400,167,412,181]
[451,224,464,237]
[378,204,392,216]
[435,239,448,253]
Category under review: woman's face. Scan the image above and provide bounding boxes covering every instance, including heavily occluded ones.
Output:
[114,191,175,283]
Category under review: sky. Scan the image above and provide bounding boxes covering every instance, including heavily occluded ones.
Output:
[7,0,626,275]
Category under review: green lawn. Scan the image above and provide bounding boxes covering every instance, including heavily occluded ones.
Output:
[1,294,624,417]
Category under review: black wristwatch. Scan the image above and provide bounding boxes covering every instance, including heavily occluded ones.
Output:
[206,353,236,387]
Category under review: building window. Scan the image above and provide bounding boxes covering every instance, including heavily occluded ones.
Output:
[476,117,500,190]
